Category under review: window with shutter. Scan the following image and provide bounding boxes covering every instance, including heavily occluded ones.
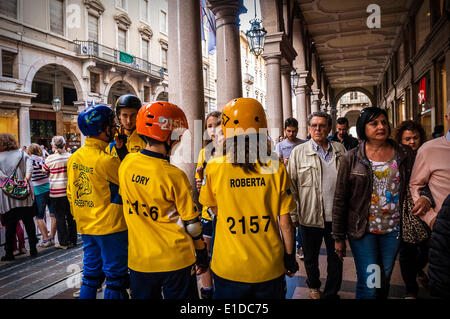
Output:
[118,28,126,51]
[160,11,167,33]
[141,0,149,22]
[161,47,167,67]
[50,0,64,35]
[88,14,99,42]
[0,0,17,19]
[142,39,149,61]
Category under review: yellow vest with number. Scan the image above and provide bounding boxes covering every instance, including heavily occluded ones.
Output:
[119,150,199,273]
[199,155,296,283]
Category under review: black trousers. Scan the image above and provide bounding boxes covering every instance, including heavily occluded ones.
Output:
[50,196,77,246]
[0,206,38,257]
[301,222,343,299]
[399,239,429,296]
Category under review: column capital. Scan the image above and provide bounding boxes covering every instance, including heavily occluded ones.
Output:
[311,89,323,101]
[208,0,246,22]
[262,32,297,66]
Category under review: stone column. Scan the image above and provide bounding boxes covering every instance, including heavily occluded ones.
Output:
[262,32,296,140]
[311,89,323,113]
[294,70,314,139]
[18,105,31,147]
[208,0,246,110]
[168,0,205,188]
[281,66,293,122]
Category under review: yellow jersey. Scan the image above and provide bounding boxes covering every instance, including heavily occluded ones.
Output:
[67,138,127,235]
[199,156,296,283]
[106,129,146,157]
[195,146,215,221]
[119,150,199,273]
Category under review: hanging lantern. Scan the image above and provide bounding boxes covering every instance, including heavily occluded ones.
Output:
[246,18,267,57]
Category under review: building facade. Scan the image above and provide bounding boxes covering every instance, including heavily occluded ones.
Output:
[0,0,169,148]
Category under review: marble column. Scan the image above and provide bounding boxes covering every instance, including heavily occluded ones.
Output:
[294,70,314,140]
[18,105,31,147]
[264,54,283,139]
[262,32,296,140]
[208,0,246,110]
[281,66,293,122]
[311,89,323,113]
[74,101,88,146]
[168,0,205,188]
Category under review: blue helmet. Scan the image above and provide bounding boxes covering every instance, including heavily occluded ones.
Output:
[78,104,115,137]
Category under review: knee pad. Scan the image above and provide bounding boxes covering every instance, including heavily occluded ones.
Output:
[82,274,105,289]
[104,274,130,300]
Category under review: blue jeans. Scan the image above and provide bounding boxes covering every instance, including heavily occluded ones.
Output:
[212,273,285,299]
[349,229,400,299]
[129,264,198,299]
[79,231,128,299]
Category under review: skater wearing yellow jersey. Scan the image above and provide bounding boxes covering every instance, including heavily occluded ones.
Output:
[195,111,222,299]
[107,94,146,157]
[119,101,209,299]
[67,104,129,299]
[199,98,298,299]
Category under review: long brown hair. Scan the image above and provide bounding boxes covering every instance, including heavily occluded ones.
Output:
[0,133,19,152]
[223,133,272,174]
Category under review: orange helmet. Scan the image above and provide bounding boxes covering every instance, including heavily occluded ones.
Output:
[221,98,267,138]
[136,101,188,142]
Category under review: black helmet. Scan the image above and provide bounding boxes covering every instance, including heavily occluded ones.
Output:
[115,94,142,116]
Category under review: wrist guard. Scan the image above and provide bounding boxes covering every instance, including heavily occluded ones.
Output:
[284,252,299,274]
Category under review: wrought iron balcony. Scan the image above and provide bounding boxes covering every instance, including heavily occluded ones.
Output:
[73,40,167,79]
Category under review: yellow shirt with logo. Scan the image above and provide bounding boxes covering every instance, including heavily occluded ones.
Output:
[199,155,296,283]
[67,138,127,235]
[106,129,146,157]
[119,150,199,273]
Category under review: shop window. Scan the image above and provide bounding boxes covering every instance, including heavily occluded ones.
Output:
[30,111,57,146]
[50,0,65,35]
[63,87,77,106]
[0,0,17,19]
[2,50,17,78]
[32,81,53,105]
[415,0,431,53]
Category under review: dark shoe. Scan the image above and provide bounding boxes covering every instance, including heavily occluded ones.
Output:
[1,254,15,261]
[30,246,38,257]
[200,287,213,300]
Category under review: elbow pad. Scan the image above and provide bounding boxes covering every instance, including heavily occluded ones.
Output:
[184,217,203,240]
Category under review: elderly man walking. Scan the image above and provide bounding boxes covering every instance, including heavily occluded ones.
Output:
[287,111,346,299]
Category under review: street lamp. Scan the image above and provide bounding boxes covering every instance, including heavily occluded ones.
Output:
[52,65,61,112]
[245,0,266,57]
[291,69,300,94]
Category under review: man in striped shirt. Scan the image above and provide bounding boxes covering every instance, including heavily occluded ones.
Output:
[43,136,77,249]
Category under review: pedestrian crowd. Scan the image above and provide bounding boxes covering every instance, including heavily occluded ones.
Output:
[1,94,449,300]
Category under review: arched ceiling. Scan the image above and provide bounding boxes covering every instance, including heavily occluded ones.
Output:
[296,0,412,88]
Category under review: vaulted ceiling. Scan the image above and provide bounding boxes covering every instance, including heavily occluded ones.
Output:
[296,0,412,89]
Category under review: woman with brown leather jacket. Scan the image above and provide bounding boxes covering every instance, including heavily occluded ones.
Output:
[332,107,429,299]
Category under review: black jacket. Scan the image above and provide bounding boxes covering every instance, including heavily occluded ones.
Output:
[428,194,450,299]
[329,133,359,151]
